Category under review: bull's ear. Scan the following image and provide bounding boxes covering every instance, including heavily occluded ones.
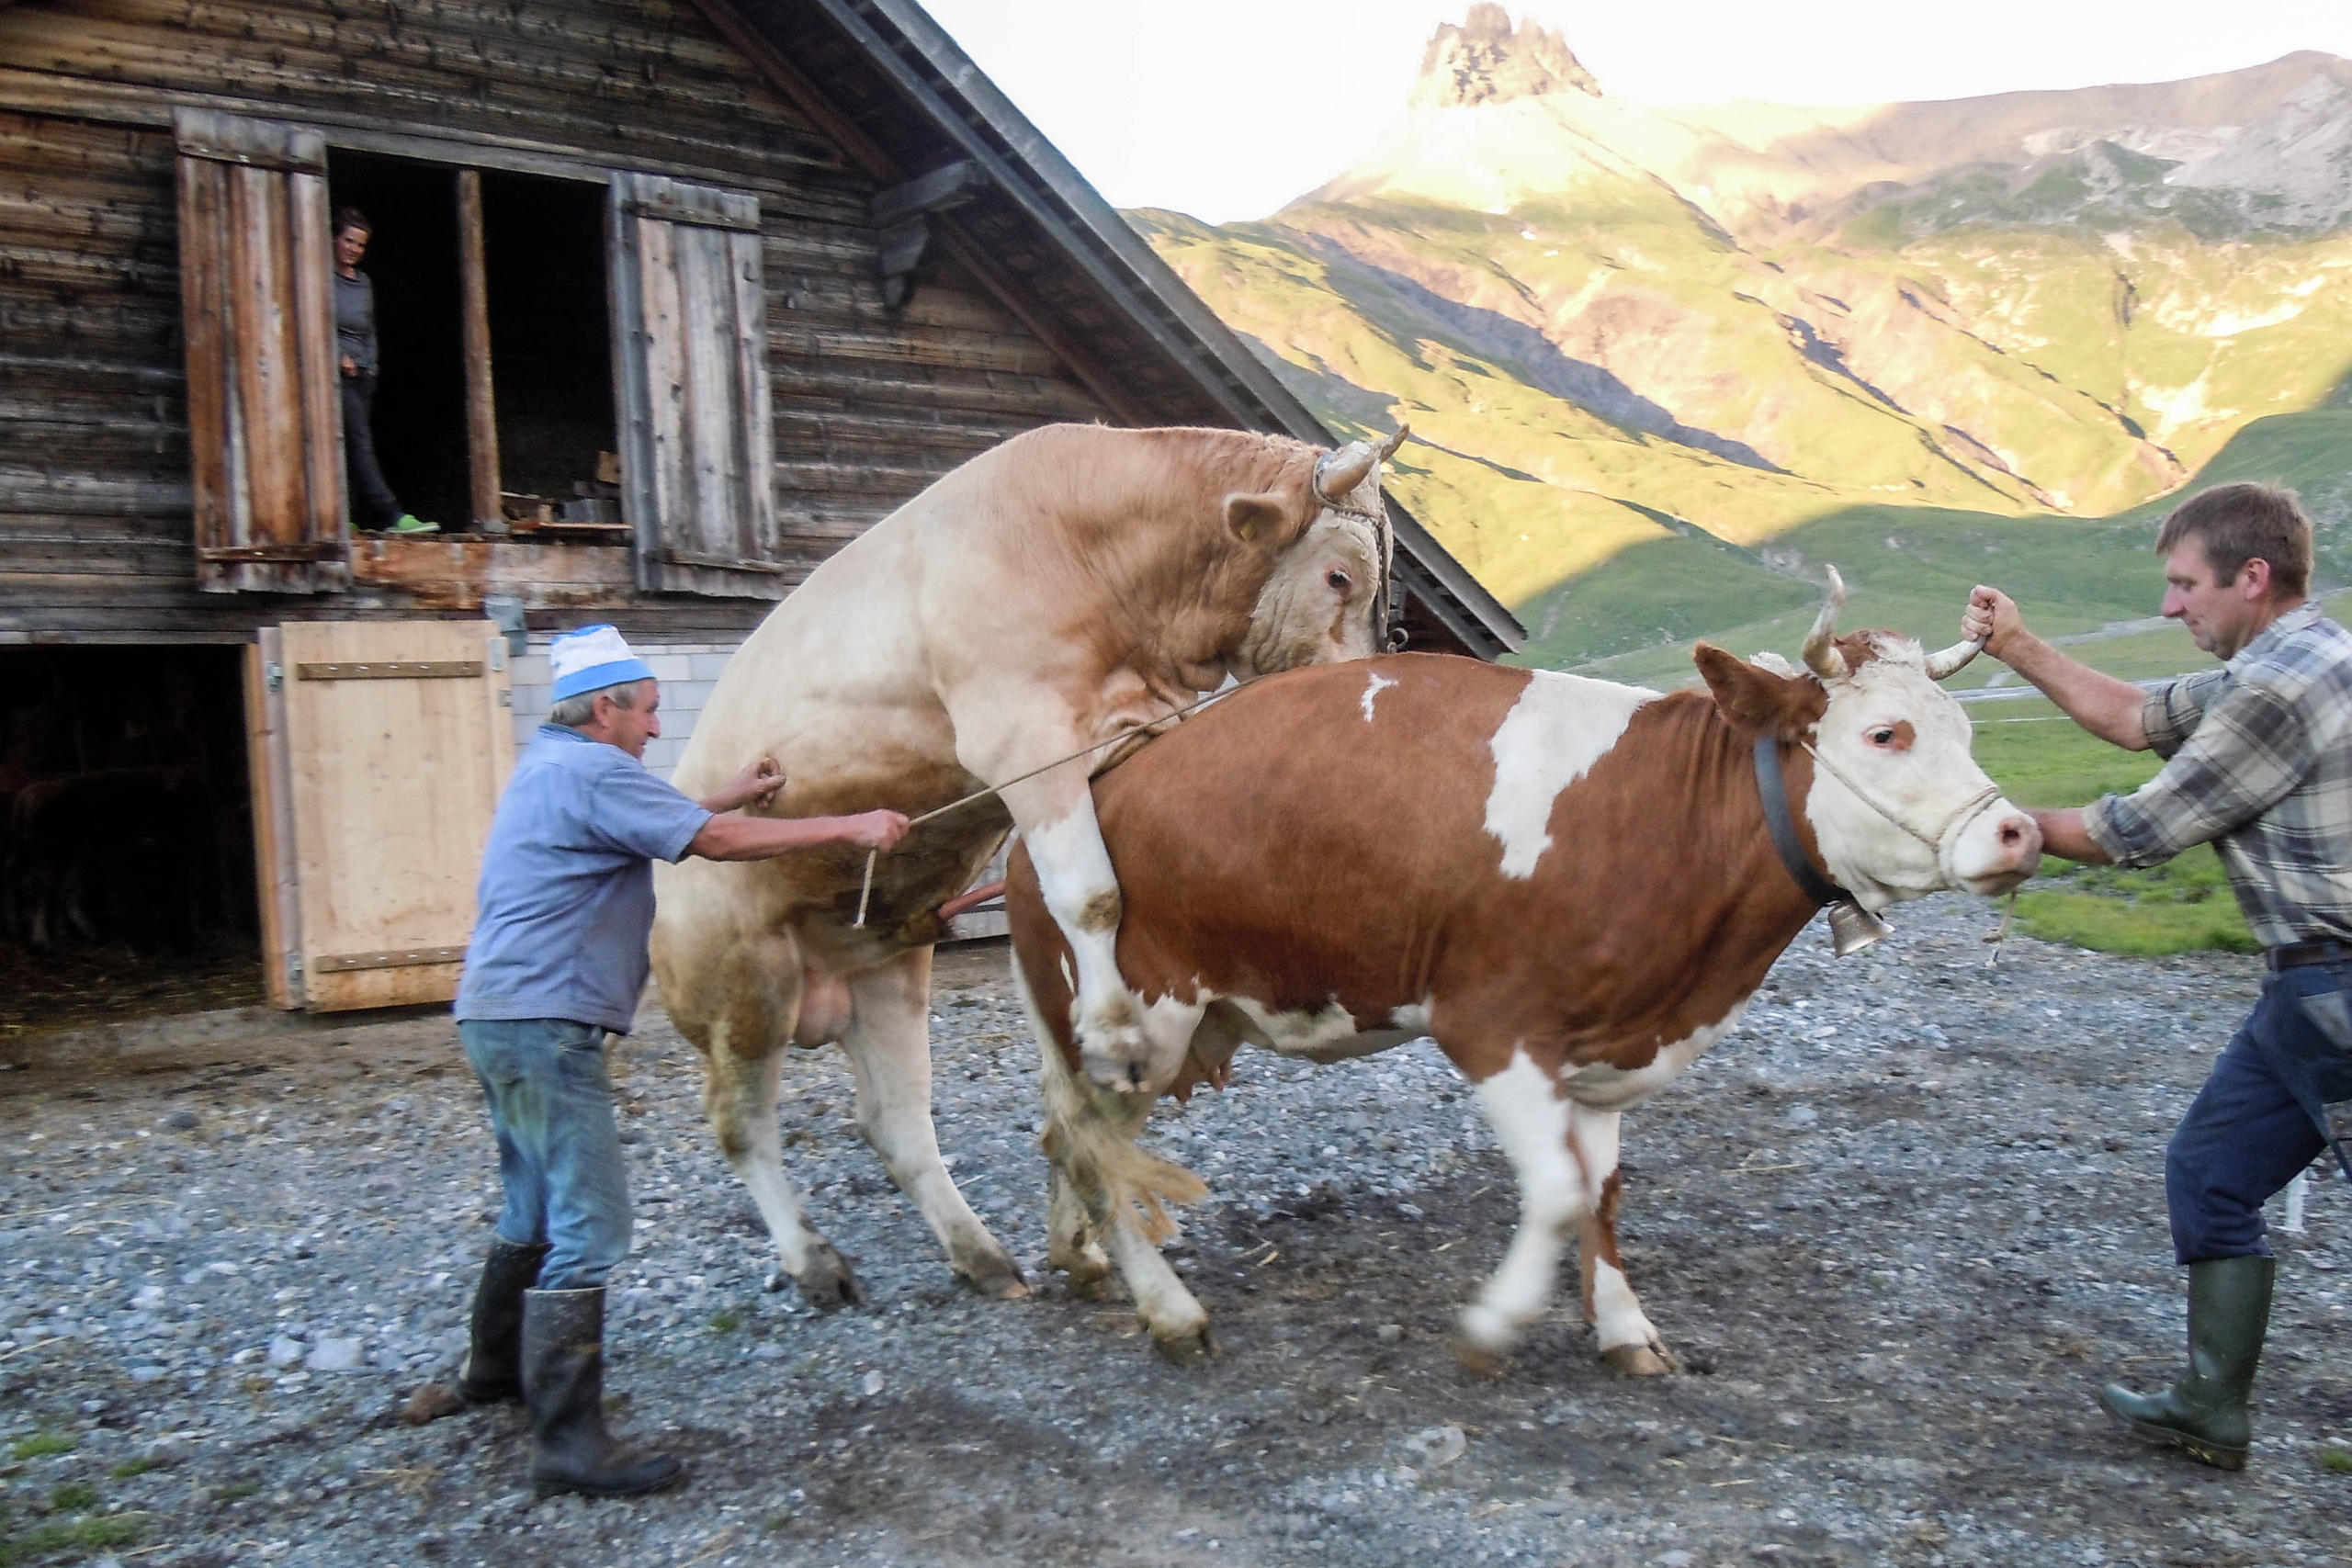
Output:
[1695,643,1819,740]
[1224,491,1295,547]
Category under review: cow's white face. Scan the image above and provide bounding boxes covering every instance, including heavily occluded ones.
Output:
[1228,499,1386,680]
[1805,635,2041,906]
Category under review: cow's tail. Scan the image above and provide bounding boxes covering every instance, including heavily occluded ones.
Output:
[1023,969,1206,1246]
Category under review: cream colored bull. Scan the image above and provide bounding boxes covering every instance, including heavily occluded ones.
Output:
[650,422,1402,1304]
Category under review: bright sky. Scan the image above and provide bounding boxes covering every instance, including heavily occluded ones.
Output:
[918,0,2352,224]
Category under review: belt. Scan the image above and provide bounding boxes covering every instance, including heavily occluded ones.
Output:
[2267,938,2352,972]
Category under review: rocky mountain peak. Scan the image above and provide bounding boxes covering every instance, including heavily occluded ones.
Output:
[1411,5,1600,110]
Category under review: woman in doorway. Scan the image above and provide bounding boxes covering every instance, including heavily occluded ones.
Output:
[334,207,438,535]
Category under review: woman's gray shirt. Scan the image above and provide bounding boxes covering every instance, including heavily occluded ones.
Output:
[334,269,378,374]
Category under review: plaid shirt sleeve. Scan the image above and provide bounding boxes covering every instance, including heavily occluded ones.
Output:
[2140,668,2229,760]
[2084,673,2314,867]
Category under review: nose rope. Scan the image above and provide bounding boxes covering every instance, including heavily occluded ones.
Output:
[1798,739,2006,861]
[851,684,1235,928]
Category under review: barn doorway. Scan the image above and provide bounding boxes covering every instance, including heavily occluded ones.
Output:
[325,151,616,536]
[0,646,263,1037]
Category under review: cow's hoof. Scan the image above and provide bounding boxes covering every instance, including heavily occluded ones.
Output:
[958,1253,1032,1301]
[1601,1341,1679,1378]
[791,1247,865,1312]
[1453,1342,1510,1380]
[1151,1322,1216,1365]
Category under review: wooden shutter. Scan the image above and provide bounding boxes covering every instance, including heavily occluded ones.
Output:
[245,621,514,1010]
[607,172,782,597]
[174,108,348,593]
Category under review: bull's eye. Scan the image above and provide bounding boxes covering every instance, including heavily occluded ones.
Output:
[1867,727,1898,748]
[1326,570,1351,593]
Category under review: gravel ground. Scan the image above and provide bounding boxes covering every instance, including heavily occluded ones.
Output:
[3,900,2348,1568]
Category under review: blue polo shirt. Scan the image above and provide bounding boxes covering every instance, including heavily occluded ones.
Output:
[456,725,712,1033]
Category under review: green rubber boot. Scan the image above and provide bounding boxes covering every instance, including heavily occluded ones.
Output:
[2098,1254,2274,1471]
[391,513,441,535]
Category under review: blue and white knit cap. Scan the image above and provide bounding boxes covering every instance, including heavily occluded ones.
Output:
[548,624,656,702]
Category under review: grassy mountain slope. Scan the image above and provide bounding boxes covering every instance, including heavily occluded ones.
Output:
[1131,22,2352,684]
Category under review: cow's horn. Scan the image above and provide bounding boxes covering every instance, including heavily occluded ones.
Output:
[1923,637,1985,681]
[1375,423,1409,461]
[1802,566,1849,681]
[1314,440,1378,502]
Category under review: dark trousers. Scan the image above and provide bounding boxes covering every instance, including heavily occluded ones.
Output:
[339,370,402,528]
[2166,960,2352,1262]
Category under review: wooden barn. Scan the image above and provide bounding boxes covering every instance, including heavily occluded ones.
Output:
[0,0,1522,1020]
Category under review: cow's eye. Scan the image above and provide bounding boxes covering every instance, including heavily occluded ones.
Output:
[1326,570,1351,593]
[1867,727,1898,747]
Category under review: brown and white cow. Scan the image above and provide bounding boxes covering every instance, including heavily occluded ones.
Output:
[1007,574,2041,1370]
[651,423,1401,1306]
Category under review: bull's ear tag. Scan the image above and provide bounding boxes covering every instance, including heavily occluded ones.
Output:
[1826,900,1893,957]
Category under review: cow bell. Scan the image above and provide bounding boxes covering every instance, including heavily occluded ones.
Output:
[1826,898,1894,958]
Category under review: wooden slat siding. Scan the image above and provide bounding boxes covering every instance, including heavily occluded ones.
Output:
[2,5,850,193]
[0,8,1128,637]
[173,109,346,592]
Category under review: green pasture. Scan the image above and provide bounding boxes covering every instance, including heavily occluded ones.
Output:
[1968,698,2256,957]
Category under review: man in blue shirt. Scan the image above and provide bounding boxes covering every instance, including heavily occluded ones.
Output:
[451,625,906,1497]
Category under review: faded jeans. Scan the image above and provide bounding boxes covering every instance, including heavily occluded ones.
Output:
[2165,960,2352,1263]
[458,1018,632,1292]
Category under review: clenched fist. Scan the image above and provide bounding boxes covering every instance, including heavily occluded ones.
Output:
[1962,585,2029,661]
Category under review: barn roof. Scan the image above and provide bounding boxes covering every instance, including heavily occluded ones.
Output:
[695,0,1525,659]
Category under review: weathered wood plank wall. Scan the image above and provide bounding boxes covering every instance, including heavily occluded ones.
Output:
[0,0,1113,641]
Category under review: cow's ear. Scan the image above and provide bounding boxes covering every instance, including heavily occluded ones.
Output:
[1695,643,1820,740]
[1225,491,1299,547]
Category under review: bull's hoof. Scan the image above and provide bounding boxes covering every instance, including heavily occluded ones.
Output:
[791,1245,865,1311]
[1151,1321,1216,1365]
[1453,1342,1510,1380]
[1601,1341,1679,1378]
[956,1251,1032,1301]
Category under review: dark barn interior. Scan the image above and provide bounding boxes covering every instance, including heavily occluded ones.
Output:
[0,647,262,1032]
[481,170,615,501]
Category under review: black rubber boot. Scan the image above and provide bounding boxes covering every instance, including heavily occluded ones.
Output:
[457,1237,548,1404]
[523,1287,684,1498]
[2098,1254,2275,1471]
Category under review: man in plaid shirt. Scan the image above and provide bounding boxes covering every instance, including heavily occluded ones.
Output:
[1965,482,2352,1472]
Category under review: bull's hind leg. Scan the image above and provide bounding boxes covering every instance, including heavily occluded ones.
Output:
[674,931,862,1309]
[840,947,1026,1298]
[1572,1110,1678,1377]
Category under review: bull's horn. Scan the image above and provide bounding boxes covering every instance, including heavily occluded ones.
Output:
[1375,423,1409,461]
[1922,637,1985,681]
[1802,565,1849,681]
[1314,439,1378,502]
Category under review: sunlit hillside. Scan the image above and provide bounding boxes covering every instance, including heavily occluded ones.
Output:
[1131,6,2352,671]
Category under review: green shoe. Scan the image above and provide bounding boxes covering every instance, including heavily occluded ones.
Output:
[2098,1254,2273,1471]
[391,513,441,535]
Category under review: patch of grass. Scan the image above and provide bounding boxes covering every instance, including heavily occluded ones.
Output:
[707,1309,741,1333]
[107,1458,156,1481]
[2320,1447,2352,1473]
[0,1512,147,1565]
[213,1480,260,1502]
[6,1434,74,1461]
[1968,695,2256,955]
[45,1485,95,1514]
